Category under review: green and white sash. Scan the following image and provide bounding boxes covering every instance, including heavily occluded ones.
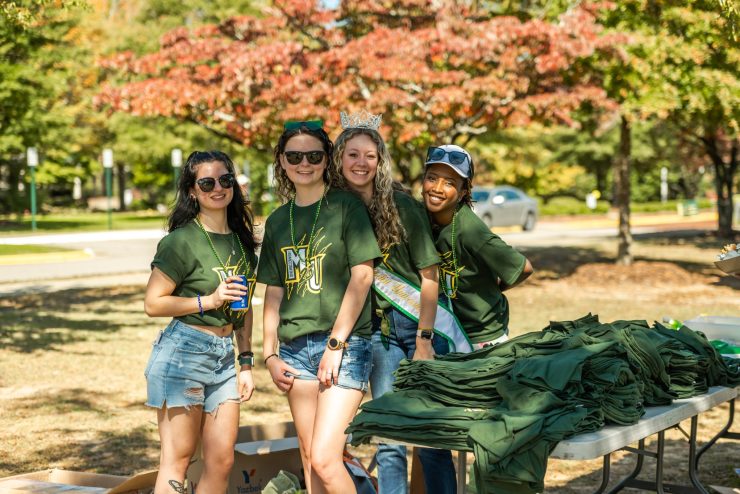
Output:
[372,266,473,353]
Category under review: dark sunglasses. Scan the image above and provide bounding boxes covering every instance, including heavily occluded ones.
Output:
[196,173,235,192]
[283,119,324,131]
[426,147,470,166]
[284,150,326,165]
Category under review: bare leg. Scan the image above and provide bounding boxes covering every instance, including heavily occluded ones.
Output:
[311,385,364,494]
[198,401,240,494]
[155,405,203,494]
[287,379,320,493]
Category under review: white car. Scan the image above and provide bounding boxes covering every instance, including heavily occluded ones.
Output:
[471,186,538,231]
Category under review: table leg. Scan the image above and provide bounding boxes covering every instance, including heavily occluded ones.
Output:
[457,451,467,494]
[688,416,710,494]
[592,453,611,494]
[655,430,665,494]
[606,438,646,494]
[695,398,737,470]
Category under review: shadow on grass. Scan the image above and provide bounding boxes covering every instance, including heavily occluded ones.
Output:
[0,425,158,476]
[552,437,740,493]
[0,286,144,353]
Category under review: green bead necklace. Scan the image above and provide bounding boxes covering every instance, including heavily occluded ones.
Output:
[440,207,459,298]
[289,186,326,260]
[195,217,252,277]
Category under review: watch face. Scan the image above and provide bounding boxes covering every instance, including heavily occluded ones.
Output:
[328,337,341,350]
[419,329,433,340]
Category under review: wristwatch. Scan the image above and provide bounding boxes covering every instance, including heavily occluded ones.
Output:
[417,328,434,340]
[327,336,348,351]
[238,350,254,367]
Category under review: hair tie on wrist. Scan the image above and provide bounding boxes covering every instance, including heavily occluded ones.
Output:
[264,353,278,365]
[197,294,204,316]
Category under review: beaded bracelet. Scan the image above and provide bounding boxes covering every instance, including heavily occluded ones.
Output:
[196,294,204,316]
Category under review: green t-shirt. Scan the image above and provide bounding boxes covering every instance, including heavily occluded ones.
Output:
[151,220,258,327]
[374,191,440,310]
[256,188,382,342]
[434,204,526,343]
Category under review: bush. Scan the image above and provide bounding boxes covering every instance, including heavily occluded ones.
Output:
[538,197,610,216]
[539,197,715,216]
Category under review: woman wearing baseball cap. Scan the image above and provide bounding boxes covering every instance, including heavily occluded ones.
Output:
[422,144,534,349]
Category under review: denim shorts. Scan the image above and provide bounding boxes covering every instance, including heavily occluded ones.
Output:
[279,332,372,392]
[144,319,239,413]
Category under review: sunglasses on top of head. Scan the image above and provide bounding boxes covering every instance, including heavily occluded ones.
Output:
[196,173,235,192]
[426,147,470,166]
[283,150,326,165]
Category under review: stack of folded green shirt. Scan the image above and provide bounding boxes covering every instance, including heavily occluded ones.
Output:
[347,315,740,494]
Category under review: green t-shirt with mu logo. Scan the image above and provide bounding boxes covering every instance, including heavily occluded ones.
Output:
[257,188,382,342]
[374,191,441,310]
[434,204,526,343]
[151,220,258,327]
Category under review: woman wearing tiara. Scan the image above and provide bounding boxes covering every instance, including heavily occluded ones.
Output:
[257,120,381,493]
[329,111,459,494]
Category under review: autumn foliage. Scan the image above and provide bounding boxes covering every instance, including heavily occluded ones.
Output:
[97,0,622,180]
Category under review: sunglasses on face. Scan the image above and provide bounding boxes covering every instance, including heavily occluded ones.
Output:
[196,173,235,192]
[284,150,326,165]
[426,147,470,166]
[283,119,324,131]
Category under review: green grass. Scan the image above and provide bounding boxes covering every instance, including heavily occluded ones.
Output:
[0,212,167,235]
[538,197,715,216]
[0,244,73,256]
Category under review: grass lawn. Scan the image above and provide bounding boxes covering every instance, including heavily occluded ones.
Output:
[0,244,73,256]
[0,235,738,491]
[0,211,167,235]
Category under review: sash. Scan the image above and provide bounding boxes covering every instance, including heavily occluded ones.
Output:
[372,266,473,353]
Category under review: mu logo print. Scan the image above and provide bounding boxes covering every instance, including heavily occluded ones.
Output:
[281,228,331,299]
[439,250,464,299]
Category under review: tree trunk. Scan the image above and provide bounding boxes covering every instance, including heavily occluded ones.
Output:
[702,135,737,239]
[614,116,633,265]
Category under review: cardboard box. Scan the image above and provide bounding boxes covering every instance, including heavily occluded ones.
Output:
[0,469,157,494]
[186,422,304,494]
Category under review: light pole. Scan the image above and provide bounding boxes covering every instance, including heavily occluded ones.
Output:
[171,148,182,189]
[27,147,38,231]
[103,148,114,230]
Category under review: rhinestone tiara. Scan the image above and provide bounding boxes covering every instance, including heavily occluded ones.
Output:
[340,110,382,131]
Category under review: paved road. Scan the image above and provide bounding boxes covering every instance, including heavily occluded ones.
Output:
[0,213,717,295]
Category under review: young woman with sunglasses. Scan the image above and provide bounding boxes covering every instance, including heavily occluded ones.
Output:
[143,150,258,494]
[328,118,459,494]
[257,121,381,494]
[423,144,534,349]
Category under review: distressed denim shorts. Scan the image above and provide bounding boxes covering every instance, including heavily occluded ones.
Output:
[144,319,239,413]
[279,332,372,392]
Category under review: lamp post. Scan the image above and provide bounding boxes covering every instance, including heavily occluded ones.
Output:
[171,148,182,189]
[102,148,114,230]
[27,147,38,231]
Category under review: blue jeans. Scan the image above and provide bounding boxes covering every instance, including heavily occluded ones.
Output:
[280,332,372,392]
[370,308,457,494]
[145,319,239,413]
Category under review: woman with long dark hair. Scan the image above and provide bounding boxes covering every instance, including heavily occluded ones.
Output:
[144,150,258,494]
[258,121,381,493]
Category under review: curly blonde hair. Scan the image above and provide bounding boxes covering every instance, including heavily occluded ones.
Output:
[272,125,334,203]
[329,128,406,251]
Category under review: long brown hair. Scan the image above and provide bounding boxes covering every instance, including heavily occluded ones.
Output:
[329,128,405,251]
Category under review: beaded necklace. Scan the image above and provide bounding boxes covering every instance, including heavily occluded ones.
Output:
[440,207,459,297]
[289,186,326,261]
[195,217,252,277]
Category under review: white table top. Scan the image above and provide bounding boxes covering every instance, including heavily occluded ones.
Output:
[551,386,738,460]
